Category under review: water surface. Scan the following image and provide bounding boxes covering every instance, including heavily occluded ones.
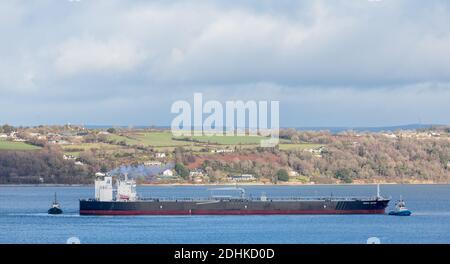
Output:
[0,184,449,244]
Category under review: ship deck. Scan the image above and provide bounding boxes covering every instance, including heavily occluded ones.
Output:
[81,196,389,202]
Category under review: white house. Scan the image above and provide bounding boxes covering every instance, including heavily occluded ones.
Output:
[192,176,204,183]
[63,154,76,160]
[162,169,174,176]
[189,169,205,178]
[288,170,299,177]
[0,134,7,138]
[144,161,162,166]
[382,133,397,139]
[211,149,234,153]
[304,146,327,157]
[189,169,206,180]
[155,153,166,158]
[228,174,255,182]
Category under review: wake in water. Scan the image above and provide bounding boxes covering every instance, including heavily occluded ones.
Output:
[410,211,450,216]
[5,213,186,218]
[7,213,81,217]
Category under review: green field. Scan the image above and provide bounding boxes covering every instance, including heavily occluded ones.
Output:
[173,135,285,145]
[108,131,300,147]
[62,143,121,156]
[0,139,41,151]
[278,143,323,151]
[134,132,191,147]
[108,132,191,147]
[109,132,274,147]
[106,134,142,145]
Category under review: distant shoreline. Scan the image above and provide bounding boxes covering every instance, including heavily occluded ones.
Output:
[1,182,449,187]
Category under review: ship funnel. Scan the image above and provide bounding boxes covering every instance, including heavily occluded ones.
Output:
[376,184,381,199]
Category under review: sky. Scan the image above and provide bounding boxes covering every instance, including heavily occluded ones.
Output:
[1,0,450,127]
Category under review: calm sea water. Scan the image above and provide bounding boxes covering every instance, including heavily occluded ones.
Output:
[0,184,449,244]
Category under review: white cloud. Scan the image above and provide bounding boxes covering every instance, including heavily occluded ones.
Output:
[3,0,450,86]
[54,37,146,76]
[1,0,450,125]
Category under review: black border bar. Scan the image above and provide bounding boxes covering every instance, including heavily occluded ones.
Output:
[2,244,449,262]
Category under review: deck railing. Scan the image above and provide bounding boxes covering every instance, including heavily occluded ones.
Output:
[136,196,384,202]
[81,196,389,202]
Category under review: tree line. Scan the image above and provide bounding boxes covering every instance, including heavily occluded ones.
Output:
[0,145,93,184]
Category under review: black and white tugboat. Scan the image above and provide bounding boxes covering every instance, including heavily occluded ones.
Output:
[48,193,63,215]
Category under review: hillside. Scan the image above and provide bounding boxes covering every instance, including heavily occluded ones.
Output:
[0,124,449,184]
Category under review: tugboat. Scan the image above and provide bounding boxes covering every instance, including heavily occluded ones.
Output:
[388,197,411,216]
[48,193,63,215]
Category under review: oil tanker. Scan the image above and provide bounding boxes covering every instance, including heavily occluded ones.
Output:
[79,174,390,215]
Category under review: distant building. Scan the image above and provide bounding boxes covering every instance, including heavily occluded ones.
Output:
[144,161,162,166]
[162,169,174,176]
[189,169,205,178]
[0,134,7,138]
[304,146,326,157]
[155,153,166,158]
[382,133,397,139]
[288,170,299,177]
[74,161,85,166]
[63,154,76,160]
[428,132,440,137]
[228,174,255,182]
[211,149,234,153]
[192,176,204,183]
